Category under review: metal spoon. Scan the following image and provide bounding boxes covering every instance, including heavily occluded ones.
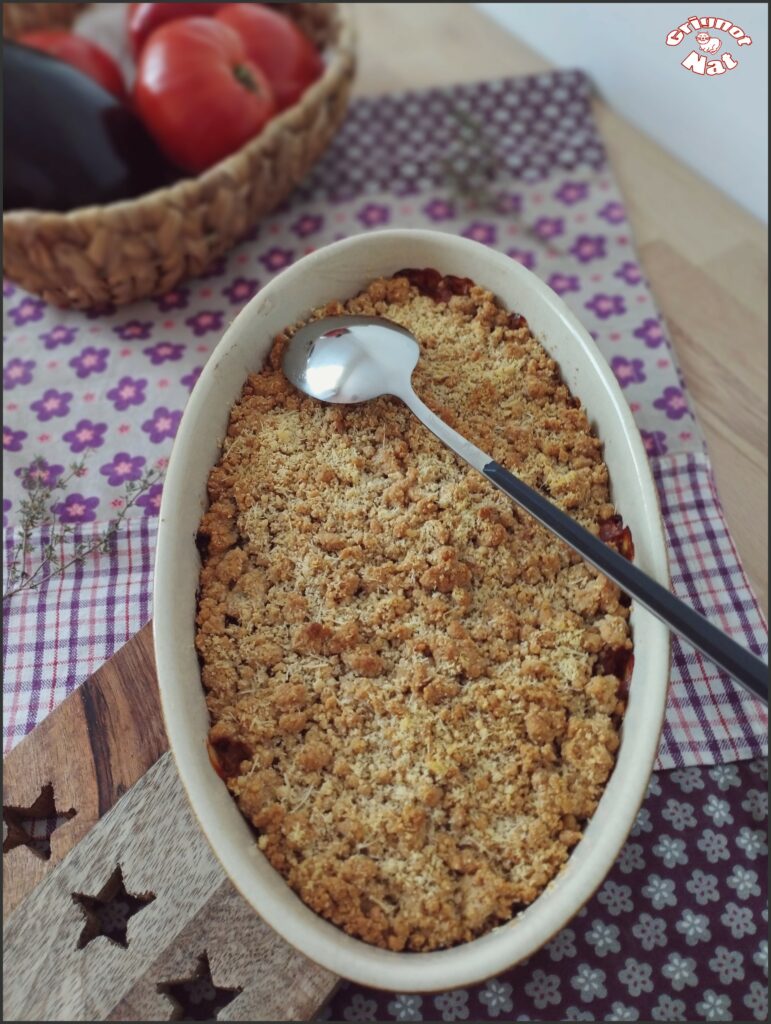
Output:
[283,315,768,704]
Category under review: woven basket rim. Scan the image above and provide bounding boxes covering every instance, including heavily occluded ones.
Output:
[4,2,356,227]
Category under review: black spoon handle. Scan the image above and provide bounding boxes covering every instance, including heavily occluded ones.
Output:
[484,461,768,704]
[402,389,768,705]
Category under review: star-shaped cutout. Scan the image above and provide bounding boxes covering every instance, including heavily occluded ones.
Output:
[72,864,155,949]
[3,782,76,860]
[158,952,243,1021]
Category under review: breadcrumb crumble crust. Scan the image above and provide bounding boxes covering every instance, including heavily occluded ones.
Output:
[195,271,633,952]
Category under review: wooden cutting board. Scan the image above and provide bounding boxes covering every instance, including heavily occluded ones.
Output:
[2,623,338,1022]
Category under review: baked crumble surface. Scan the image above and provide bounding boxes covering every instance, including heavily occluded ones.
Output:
[195,272,632,952]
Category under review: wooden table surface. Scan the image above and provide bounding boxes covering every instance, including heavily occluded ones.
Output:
[354,3,769,615]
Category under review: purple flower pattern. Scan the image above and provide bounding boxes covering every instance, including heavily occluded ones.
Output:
[555,181,589,205]
[532,216,564,240]
[654,386,690,421]
[616,261,643,286]
[291,213,324,237]
[31,389,72,422]
[55,493,99,524]
[585,293,626,319]
[259,247,294,272]
[357,203,390,227]
[15,458,65,490]
[4,426,27,452]
[181,366,203,392]
[100,452,146,487]
[156,288,190,312]
[634,318,666,349]
[106,376,147,411]
[507,248,536,270]
[4,358,35,389]
[136,482,163,516]
[185,311,224,337]
[40,324,78,350]
[63,419,107,453]
[641,430,669,456]
[8,297,46,326]
[570,234,606,263]
[548,273,580,296]
[599,201,626,224]
[113,320,153,341]
[69,346,109,379]
[495,192,522,215]
[611,356,646,388]
[222,278,258,304]
[142,407,182,444]
[143,341,185,364]
[423,198,456,221]
[462,221,497,245]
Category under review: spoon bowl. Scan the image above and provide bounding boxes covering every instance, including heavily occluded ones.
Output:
[284,315,419,404]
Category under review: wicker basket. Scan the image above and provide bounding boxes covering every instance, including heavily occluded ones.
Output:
[3,2,356,309]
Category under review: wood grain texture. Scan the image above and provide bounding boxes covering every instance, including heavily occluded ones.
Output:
[3,753,336,1023]
[642,240,769,611]
[352,3,768,614]
[2,621,165,917]
[109,879,339,1022]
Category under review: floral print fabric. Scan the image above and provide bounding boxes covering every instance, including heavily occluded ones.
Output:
[3,73,703,527]
[322,758,768,1023]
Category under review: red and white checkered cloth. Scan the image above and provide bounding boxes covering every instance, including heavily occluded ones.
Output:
[3,453,766,767]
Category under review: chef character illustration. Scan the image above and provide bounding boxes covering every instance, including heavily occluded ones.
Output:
[695,32,722,54]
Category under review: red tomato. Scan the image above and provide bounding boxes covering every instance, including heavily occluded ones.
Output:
[133,18,275,173]
[126,3,220,57]
[215,4,323,111]
[19,29,126,99]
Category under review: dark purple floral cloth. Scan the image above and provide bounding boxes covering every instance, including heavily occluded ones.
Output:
[321,757,768,1023]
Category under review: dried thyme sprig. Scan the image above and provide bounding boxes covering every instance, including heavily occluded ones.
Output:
[442,105,570,256]
[3,454,163,601]
[440,105,503,211]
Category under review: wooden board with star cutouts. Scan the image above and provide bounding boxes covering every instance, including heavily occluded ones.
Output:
[2,623,166,918]
[2,622,338,1022]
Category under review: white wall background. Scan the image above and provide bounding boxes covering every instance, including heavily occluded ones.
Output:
[476,3,768,221]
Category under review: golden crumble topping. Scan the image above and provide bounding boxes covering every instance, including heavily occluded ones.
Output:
[195,270,633,952]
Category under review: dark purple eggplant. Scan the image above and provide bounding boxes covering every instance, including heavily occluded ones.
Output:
[3,42,178,212]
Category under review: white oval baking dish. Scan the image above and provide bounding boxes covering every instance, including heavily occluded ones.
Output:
[154,229,670,991]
